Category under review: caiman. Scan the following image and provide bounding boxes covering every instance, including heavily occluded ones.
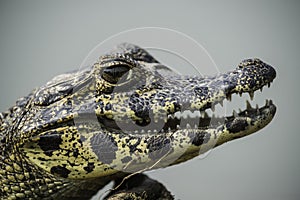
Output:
[0,43,276,199]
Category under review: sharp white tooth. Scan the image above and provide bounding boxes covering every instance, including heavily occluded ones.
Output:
[249,92,254,101]
[153,129,157,133]
[183,114,188,119]
[175,112,181,119]
[246,100,252,109]
[219,101,224,107]
[168,127,171,132]
[194,124,198,129]
[204,111,209,118]
[194,110,200,117]
[134,130,139,134]
[211,104,215,112]
[233,110,238,117]
[201,111,205,118]
[226,94,232,101]
[141,129,145,134]
[176,125,181,130]
[186,123,191,129]
[187,111,193,118]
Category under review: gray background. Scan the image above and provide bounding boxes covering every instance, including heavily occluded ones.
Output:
[0,0,299,199]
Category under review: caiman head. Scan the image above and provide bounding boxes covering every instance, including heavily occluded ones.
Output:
[13,43,276,179]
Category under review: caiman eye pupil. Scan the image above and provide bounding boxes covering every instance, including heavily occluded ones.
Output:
[102,65,131,84]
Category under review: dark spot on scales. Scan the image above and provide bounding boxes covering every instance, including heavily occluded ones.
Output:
[126,137,141,153]
[50,166,71,178]
[226,118,248,133]
[90,134,118,164]
[38,133,63,156]
[73,148,79,157]
[84,162,95,173]
[37,157,47,161]
[188,131,211,146]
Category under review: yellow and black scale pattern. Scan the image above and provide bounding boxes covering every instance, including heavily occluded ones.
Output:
[0,43,276,199]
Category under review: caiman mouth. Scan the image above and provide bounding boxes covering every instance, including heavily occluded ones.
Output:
[101,88,276,136]
[101,58,276,135]
[103,95,276,135]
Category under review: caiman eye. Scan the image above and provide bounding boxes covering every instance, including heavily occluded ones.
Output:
[102,64,132,84]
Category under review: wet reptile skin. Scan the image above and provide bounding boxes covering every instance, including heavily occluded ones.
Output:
[0,43,276,199]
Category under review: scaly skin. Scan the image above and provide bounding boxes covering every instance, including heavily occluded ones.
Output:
[0,43,276,199]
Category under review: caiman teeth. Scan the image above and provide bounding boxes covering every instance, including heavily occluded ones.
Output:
[226,94,232,101]
[232,110,238,117]
[246,100,252,109]
[219,101,224,107]
[201,111,209,118]
[260,87,263,92]
[225,78,274,105]
[249,92,254,100]
[170,110,201,120]
[186,123,191,129]
[211,104,215,112]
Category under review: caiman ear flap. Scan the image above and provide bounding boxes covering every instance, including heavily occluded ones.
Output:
[110,43,160,64]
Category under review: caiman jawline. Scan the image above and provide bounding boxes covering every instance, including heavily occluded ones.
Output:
[103,81,276,134]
